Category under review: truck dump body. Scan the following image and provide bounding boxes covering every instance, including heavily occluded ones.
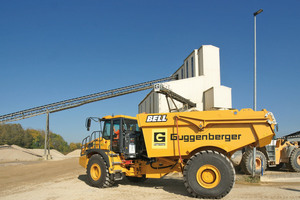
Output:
[137,108,276,158]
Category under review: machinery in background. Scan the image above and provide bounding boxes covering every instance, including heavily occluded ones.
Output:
[239,131,300,174]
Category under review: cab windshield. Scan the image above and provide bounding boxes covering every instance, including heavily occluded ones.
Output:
[123,119,139,132]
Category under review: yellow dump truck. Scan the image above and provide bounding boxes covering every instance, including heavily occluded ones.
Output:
[79,108,276,198]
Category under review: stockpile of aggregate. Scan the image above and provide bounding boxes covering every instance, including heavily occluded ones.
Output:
[67,149,81,157]
[0,145,68,163]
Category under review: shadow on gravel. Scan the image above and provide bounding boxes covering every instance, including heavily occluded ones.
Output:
[78,174,89,186]
[120,177,190,197]
[281,188,300,192]
[77,174,191,198]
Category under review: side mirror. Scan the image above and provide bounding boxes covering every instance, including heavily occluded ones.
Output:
[86,118,91,131]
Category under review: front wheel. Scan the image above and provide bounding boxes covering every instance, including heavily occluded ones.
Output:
[87,154,114,188]
[287,148,300,172]
[183,150,235,199]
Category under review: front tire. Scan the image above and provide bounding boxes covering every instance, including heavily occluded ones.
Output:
[87,154,114,187]
[183,150,235,199]
[287,148,300,172]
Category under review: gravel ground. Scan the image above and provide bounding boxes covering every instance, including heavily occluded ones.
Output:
[0,157,300,200]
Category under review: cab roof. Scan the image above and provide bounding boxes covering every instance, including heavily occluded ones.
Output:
[101,115,137,120]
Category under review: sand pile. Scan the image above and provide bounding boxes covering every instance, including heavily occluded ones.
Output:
[28,148,66,160]
[0,145,68,163]
[0,145,41,162]
[67,149,81,157]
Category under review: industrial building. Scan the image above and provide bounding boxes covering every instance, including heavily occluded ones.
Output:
[138,45,232,113]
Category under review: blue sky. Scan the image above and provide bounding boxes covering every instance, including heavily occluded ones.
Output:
[1,0,299,143]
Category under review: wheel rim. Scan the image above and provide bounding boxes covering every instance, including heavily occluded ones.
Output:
[196,164,221,189]
[91,163,101,181]
[297,155,300,166]
[255,158,262,170]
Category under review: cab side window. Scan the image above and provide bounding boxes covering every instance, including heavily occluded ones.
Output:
[103,120,111,140]
[112,119,121,152]
[113,119,120,139]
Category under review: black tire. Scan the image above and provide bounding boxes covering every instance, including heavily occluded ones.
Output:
[183,150,235,199]
[240,149,267,175]
[87,154,114,187]
[126,175,147,183]
[287,148,300,172]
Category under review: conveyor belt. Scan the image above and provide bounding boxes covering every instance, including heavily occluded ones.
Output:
[0,76,176,123]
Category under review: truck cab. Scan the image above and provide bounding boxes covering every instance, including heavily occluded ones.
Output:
[79,115,146,179]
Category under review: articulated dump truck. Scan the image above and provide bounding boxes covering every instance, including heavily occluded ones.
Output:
[79,109,276,199]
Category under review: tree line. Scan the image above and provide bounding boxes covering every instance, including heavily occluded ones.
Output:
[0,123,81,154]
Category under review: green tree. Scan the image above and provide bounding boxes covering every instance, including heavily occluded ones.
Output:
[0,123,25,146]
[21,131,34,148]
[69,142,81,151]
[50,132,70,154]
[26,129,44,148]
[0,123,80,154]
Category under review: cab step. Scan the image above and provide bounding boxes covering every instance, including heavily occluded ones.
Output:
[113,170,124,181]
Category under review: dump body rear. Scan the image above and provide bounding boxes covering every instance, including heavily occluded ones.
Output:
[137,108,276,158]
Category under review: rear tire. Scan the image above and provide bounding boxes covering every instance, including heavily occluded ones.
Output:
[87,154,114,187]
[287,148,300,172]
[240,149,267,175]
[183,150,235,199]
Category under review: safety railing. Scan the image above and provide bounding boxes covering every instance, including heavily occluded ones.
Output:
[80,131,103,156]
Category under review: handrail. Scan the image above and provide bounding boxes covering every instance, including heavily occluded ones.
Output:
[90,131,102,149]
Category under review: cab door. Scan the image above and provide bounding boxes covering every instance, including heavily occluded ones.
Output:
[102,120,111,140]
[112,119,121,153]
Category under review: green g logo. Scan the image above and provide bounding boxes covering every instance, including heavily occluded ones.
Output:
[154,132,166,142]
[152,129,167,149]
